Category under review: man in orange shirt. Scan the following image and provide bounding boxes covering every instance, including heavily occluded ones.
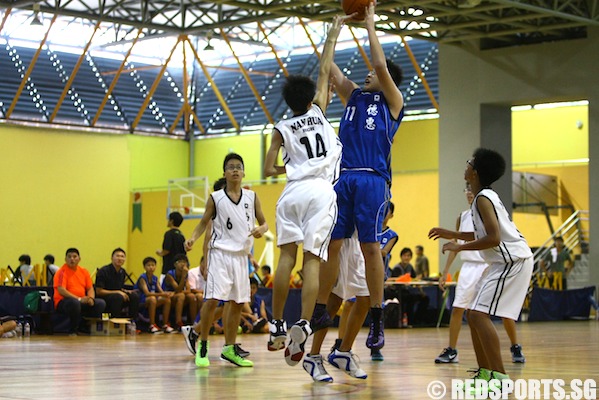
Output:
[54,248,106,335]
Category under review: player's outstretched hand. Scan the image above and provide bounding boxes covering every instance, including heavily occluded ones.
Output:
[364,0,377,26]
[250,227,265,239]
[438,274,447,291]
[333,13,355,28]
[184,239,195,251]
[441,241,460,254]
[428,227,453,240]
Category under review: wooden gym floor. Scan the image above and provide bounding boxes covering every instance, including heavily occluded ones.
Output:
[0,320,597,400]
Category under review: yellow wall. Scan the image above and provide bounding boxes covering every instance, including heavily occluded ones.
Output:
[512,106,588,164]
[393,118,439,172]
[512,104,589,248]
[0,126,130,273]
[193,134,267,181]
[128,135,189,189]
[388,171,439,270]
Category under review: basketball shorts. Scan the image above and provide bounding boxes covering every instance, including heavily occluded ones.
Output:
[470,257,534,320]
[332,234,370,300]
[276,179,337,260]
[452,261,487,309]
[204,248,250,304]
[332,172,390,243]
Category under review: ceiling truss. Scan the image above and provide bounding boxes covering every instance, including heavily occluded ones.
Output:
[1,0,598,48]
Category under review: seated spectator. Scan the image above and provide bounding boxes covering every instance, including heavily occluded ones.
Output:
[391,248,417,278]
[240,277,269,333]
[44,254,59,286]
[162,254,197,330]
[18,254,36,286]
[260,265,274,288]
[54,248,106,335]
[95,248,140,321]
[387,247,430,326]
[1,317,18,338]
[135,256,175,334]
[187,257,206,321]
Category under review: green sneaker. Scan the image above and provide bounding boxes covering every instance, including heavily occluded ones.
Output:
[195,341,210,368]
[221,344,254,367]
[489,371,510,391]
[472,368,492,380]
[465,368,493,397]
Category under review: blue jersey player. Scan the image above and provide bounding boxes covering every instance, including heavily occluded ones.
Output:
[313,1,405,354]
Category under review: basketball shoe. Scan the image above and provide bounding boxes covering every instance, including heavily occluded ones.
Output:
[366,311,384,350]
[182,325,198,355]
[328,349,367,379]
[310,309,333,332]
[303,354,333,382]
[285,319,312,366]
[464,368,507,397]
[195,341,210,368]
[234,343,250,358]
[328,338,342,358]
[267,319,287,351]
[456,368,491,394]
[371,349,384,361]
[221,344,254,367]
[510,344,526,363]
[435,347,458,363]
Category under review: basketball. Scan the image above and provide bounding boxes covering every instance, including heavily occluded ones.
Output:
[341,0,370,21]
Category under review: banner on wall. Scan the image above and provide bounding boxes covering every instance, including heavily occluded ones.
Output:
[132,192,142,232]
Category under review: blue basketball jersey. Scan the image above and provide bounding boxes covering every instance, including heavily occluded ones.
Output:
[339,89,404,181]
[135,273,159,303]
[379,227,398,267]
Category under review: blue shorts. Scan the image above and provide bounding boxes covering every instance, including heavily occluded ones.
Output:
[331,171,390,243]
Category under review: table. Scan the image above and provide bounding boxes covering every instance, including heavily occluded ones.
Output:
[385,279,457,328]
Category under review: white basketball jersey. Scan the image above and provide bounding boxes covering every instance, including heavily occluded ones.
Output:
[458,210,486,263]
[471,189,533,263]
[209,188,256,253]
[275,104,342,183]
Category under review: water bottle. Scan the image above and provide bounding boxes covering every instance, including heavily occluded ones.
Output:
[24,322,31,337]
[16,322,22,337]
[401,312,408,328]
[129,321,137,335]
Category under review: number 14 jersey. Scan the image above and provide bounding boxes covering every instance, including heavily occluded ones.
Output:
[274,104,342,183]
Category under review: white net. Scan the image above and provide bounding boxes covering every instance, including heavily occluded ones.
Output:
[167,176,210,219]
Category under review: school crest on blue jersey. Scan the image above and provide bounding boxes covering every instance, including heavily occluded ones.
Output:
[365,103,379,131]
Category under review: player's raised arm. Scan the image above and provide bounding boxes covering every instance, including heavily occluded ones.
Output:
[364,1,403,117]
[314,15,352,110]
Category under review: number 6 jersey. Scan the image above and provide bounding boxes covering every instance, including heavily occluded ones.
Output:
[274,104,342,183]
[209,188,256,253]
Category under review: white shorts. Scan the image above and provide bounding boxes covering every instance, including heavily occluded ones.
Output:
[452,261,487,309]
[204,248,250,304]
[276,179,337,261]
[332,235,369,300]
[471,257,533,320]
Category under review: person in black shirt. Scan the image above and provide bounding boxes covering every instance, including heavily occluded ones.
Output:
[156,211,186,275]
[95,248,140,319]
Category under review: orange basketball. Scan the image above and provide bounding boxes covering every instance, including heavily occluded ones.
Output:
[341,0,370,21]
